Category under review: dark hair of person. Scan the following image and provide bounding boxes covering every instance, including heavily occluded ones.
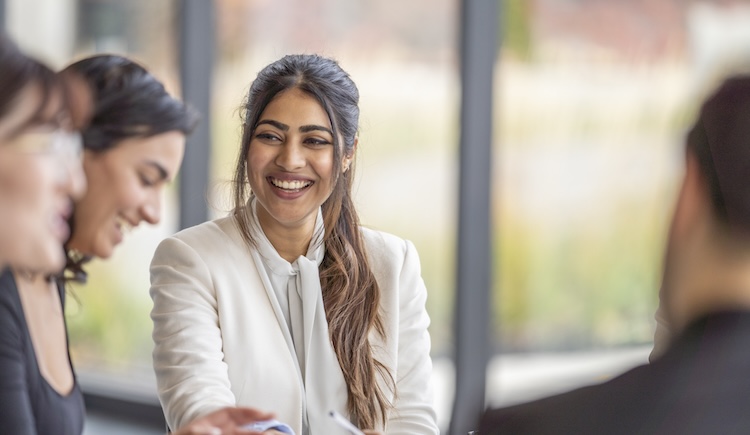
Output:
[0,33,72,139]
[61,54,199,282]
[232,54,394,427]
[62,54,199,153]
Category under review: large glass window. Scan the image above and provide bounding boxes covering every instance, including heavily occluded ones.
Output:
[489,0,750,408]
[7,0,750,432]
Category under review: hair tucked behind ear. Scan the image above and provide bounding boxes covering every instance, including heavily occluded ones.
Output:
[233,54,395,428]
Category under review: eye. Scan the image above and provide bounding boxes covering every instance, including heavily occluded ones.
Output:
[139,173,157,187]
[304,137,332,147]
[255,132,282,142]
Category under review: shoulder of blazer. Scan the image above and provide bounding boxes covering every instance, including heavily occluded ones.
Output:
[361,226,407,254]
[361,227,411,272]
[159,215,253,267]
[167,215,244,249]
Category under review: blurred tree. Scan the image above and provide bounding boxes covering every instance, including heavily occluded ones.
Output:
[503,0,533,62]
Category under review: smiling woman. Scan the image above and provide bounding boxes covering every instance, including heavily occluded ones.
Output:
[150,54,439,435]
[0,34,87,273]
[0,32,88,435]
[60,55,198,267]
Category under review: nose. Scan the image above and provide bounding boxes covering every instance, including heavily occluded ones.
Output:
[275,141,306,171]
[140,191,161,225]
[60,154,86,200]
[55,131,86,199]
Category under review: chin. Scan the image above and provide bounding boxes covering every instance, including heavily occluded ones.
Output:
[94,244,115,260]
[12,247,65,274]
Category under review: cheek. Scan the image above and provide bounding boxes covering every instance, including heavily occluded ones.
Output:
[80,170,141,223]
[0,157,53,213]
[246,147,270,182]
[314,154,336,185]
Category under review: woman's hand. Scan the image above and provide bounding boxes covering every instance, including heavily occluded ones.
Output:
[172,407,275,435]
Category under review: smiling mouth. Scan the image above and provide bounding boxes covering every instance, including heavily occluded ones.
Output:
[115,216,134,234]
[269,177,313,192]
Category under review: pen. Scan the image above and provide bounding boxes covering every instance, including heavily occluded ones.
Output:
[329,410,366,435]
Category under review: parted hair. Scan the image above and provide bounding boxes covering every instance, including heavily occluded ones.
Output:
[232,54,395,428]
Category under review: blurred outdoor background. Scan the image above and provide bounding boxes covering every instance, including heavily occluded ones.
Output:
[6,0,750,432]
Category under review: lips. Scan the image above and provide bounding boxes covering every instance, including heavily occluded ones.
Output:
[51,201,73,242]
[51,213,71,242]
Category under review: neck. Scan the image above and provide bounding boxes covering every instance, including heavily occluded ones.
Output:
[12,269,54,291]
[671,236,750,331]
[257,210,315,263]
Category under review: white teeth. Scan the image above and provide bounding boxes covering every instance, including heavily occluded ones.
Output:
[271,178,312,190]
[116,217,133,233]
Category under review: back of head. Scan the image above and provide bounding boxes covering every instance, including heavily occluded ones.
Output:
[62,54,198,152]
[688,76,750,238]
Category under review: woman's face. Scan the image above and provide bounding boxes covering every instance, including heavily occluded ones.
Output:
[0,85,86,272]
[67,130,185,258]
[247,88,348,235]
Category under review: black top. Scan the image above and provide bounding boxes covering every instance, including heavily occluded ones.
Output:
[0,268,85,434]
[480,310,750,435]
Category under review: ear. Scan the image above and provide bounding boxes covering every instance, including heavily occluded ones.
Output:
[671,150,711,241]
[342,137,357,173]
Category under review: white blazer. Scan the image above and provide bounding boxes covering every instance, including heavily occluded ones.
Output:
[150,215,439,434]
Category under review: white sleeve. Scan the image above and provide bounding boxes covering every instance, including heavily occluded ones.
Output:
[386,240,440,434]
[150,236,235,430]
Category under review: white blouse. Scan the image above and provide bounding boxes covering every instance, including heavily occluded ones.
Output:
[247,198,347,434]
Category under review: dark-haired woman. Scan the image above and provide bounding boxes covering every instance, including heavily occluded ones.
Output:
[150,54,439,434]
[0,52,273,434]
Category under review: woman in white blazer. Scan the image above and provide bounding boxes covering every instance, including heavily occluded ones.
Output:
[150,54,439,435]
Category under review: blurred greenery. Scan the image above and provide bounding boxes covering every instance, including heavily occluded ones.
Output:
[497,193,671,351]
[503,0,533,61]
[66,258,154,371]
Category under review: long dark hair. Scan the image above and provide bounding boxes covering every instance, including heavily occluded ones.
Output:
[233,54,394,428]
[61,55,199,281]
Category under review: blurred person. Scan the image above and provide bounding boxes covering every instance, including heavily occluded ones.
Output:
[150,54,438,435]
[0,52,274,435]
[0,32,88,435]
[0,33,86,272]
[479,75,750,434]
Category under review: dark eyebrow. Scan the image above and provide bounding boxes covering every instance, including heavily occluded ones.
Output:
[255,119,288,131]
[300,125,333,136]
[256,119,332,136]
[144,160,170,181]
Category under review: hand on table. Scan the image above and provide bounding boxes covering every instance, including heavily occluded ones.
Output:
[172,407,275,435]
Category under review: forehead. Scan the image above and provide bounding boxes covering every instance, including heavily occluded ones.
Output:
[0,84,63,142]
[98,130,185,175]
[260,88,331,128]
